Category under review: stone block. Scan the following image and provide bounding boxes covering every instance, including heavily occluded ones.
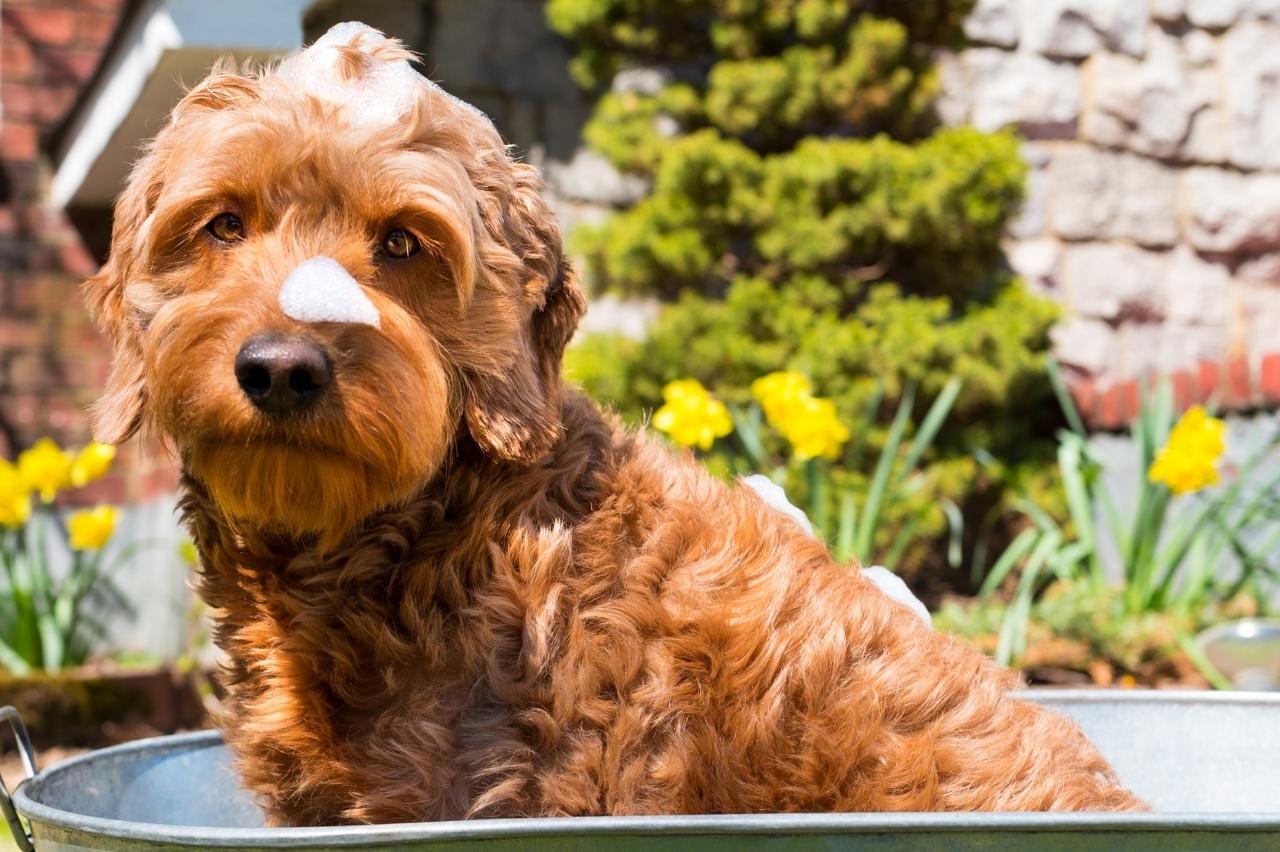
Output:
[1184,0,1280,28]
[1163,246,1234,327]
[1238,283,1280,361]
[1049,147,1179,247]
[1006,237,1061,294]
[612,67,673,96]
[544,149,650,206]
[1151,0,1185,22]
[965,49,1080,138]
[1052,316,1116,376]
[964,0,1018,48]
[932,53,971,127]
[1120,322,1228,380]
[1061,242,1166,322]
[1008,142,1050,238]
[1020,0,1148,59]
[1222,21,1280,170]
[1185,167,1280,253]
[1237,252,1280,282]
[1085,30,1223,162]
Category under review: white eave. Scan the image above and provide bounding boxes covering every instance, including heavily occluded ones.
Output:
[51,0,316,209]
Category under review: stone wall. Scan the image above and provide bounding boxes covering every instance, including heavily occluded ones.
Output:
[940,0,1280,427]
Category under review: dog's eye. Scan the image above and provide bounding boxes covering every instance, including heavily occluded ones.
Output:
[207,213,245,243]
[382,228,419,259]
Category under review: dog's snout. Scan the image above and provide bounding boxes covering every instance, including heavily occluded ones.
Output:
[235,335,332,416]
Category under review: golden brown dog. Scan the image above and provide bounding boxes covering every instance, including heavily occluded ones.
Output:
[84,23,1141,824]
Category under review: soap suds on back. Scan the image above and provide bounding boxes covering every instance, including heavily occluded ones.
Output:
[277,21,490,128]
[740,474,932,626]
[279,256,380,327]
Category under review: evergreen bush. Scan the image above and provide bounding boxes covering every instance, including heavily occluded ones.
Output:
[548,0,1059,587]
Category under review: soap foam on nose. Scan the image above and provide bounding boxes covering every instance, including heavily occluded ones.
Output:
[277,21,490,128]
[279,256,380,328]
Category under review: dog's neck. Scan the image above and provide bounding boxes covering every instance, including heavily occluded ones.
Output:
[181,395,613,602]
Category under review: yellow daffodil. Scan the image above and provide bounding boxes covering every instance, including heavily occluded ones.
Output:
[18,437,73,503]
[68,442,116,488]
[776,395,851,461]
[751,371,812,425]
[67,505,120,552]
[1148,405,1226,495]
[0,459,32,529]
[752,371,851,461]
[653,379,733,450]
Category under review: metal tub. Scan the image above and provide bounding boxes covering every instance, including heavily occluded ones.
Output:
[4,690,1279,850]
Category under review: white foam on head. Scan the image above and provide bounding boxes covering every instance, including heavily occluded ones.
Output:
[279,256,380,327]
[276,21,490,128]
[740,474,931,626]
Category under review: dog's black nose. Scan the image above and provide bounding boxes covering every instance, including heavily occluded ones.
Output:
[235,335,331,416]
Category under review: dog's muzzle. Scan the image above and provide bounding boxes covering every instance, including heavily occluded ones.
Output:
[235,334,331,417]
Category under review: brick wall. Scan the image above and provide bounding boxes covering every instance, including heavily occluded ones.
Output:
[940,0,1280,429]
[1,0,177,504]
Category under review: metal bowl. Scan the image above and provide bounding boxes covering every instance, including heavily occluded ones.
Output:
[1196,618,1280,690]
[6,690,1280,850]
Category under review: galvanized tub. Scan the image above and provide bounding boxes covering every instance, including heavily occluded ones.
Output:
[3,690,1279,850]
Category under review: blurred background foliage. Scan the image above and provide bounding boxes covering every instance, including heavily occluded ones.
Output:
[548,0,1062,594]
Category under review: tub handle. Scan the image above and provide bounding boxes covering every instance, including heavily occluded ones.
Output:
[0,706,36,852]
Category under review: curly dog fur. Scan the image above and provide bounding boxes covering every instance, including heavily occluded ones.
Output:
[84,24,1142,824]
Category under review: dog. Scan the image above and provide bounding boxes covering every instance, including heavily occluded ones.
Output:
[84,23,1142,824]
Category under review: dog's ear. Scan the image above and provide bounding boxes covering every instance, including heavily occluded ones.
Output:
[83,149,160,445]
[84,66,257,445]
[464,161,587,464]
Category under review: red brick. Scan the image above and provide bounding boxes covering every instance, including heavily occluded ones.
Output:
[1226,356,1252,407]
[1070,377,1098,425]
[1098,383,1123,430]
[59,241,98,276]
[1,83,35,119]
[6,351,48,391]
[68,474,127,507]
[1171,370,1194,412]
[42,47,101,84]
[76,11,118,47]
[55,0,125,12]
[0,318,44,349]
[4,9,77,46]
[1198,361,1221,405]
[30,83,77,125]
[2,119,38,160]
[137,465,180,501]
[2,37,37,81]
[1119,379,1140,424]
[1262,354,1280,403]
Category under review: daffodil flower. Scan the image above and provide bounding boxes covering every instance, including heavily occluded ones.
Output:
[1148,405,1226,495]
[0,459,32,529]
[653,379,733,450]
[67,505,120,551]
[751,371,850,461]
[18,437,73,503]
[69,442,117,488]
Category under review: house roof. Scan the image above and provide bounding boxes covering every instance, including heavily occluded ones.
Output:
[50,0,315,210]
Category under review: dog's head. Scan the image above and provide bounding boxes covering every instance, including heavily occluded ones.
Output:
[86,23,585,547]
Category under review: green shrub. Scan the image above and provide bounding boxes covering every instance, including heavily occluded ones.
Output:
[550,0,1058,586]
